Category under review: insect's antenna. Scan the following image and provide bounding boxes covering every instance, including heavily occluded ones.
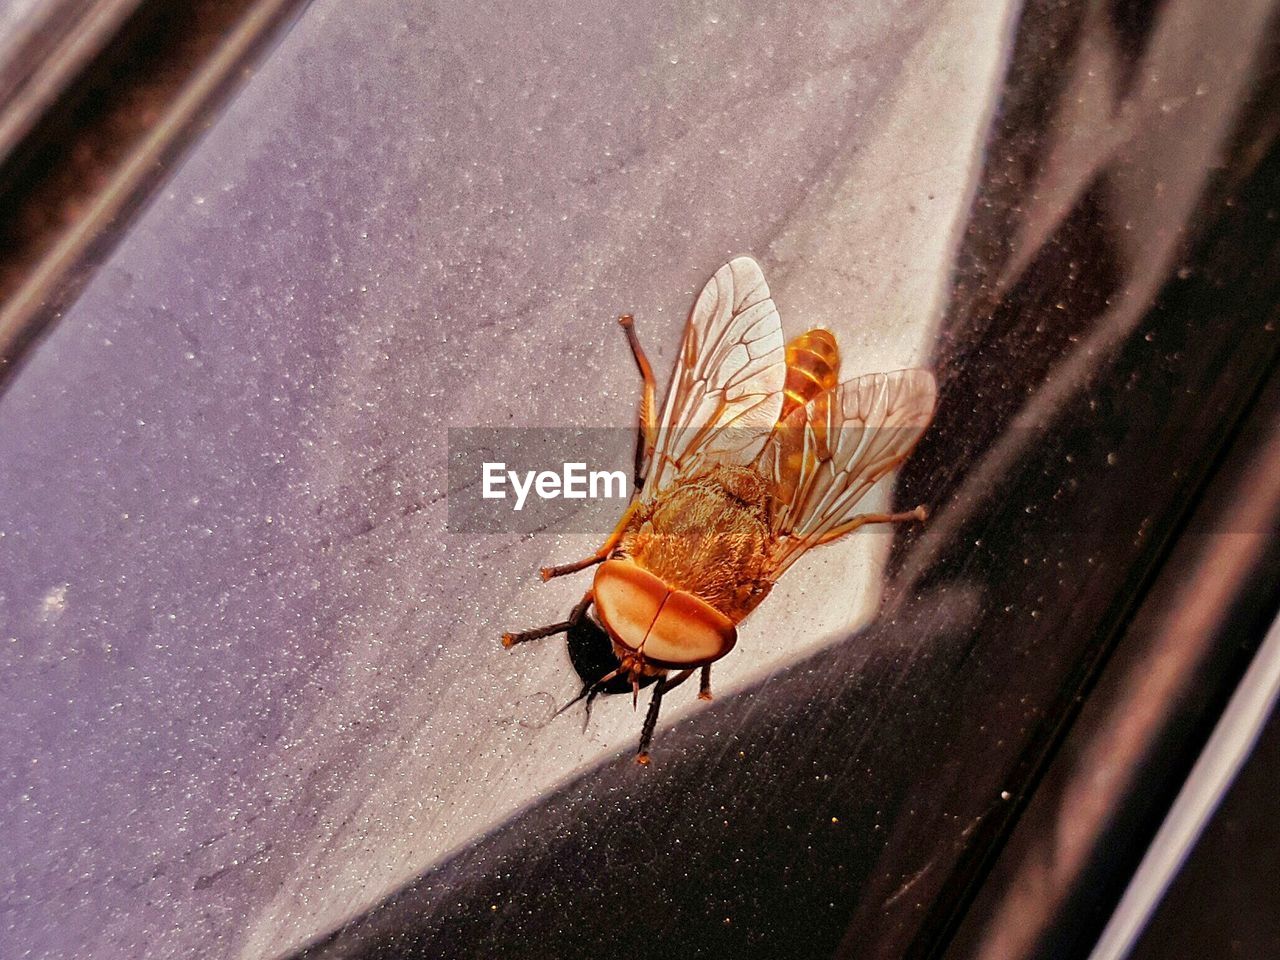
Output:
[553,668,621,724]
[583,684,607,730]
[552,685,591,720]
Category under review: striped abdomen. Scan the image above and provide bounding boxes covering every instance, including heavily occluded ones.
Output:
[772,329,840,505]
[780,329,840,421]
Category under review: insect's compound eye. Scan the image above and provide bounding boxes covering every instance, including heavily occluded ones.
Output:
[643,591,736,668]
[593,560,736,667]
[593,559,666,653]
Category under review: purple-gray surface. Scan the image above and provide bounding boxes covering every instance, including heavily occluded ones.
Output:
[0,1,1014,957]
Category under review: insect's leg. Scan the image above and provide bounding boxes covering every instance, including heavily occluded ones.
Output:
[538,550,612,582]
[699,664,713,701]
[618,314,658,489]
[583,675,617,729]
[553,666,623,730]
[814,505,929,546]
[664,668,695,693]
[539,500,641,581]
[635,673,671,765]
[501,590,593,648]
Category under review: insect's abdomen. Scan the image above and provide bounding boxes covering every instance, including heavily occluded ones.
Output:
[772,330,840,505]
[780,329,840,421]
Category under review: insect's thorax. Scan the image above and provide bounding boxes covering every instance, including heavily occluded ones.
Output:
[621,465,776,622]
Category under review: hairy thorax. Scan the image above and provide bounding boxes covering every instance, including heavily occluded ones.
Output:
[621,465,776,622]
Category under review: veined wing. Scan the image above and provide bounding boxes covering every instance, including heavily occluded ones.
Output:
[640,257,786,500]
[759,368,936,574]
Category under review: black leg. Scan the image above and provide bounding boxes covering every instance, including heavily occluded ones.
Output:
[502,591,592,648]
[699,664,713,700]
[665,668,694,693]
[553,667,622,730]
[636,673,670,765]
[560,668,691,734]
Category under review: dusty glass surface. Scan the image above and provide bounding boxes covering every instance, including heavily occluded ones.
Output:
[0,2,1015,954]
[3,1,1278,958]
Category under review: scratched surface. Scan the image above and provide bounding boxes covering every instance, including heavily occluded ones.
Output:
[0,1,1016,957]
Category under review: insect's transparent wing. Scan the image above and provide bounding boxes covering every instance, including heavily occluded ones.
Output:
[760,368,936,573]
[641,257,786,500]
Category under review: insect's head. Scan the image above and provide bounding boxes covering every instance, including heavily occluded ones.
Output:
[592,558,737,670]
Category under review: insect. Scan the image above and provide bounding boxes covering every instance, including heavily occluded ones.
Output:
[502,256,936,763]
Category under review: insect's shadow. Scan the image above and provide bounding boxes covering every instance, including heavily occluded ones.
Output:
[560,615,657,726]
